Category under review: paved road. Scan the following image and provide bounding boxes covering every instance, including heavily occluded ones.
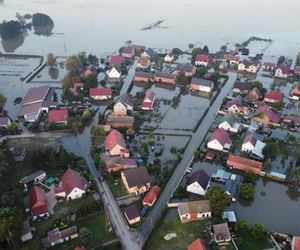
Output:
[138,72,237,245]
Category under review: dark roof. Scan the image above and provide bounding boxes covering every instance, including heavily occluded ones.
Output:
[176,63,194,73]
[188,170,210,190]
[123,204,140,220]
[191,78,214,87]
[22,85,50,105]
[145,48,156,57]
[233,81,252,91]
[225,179,239,198]
[122,167,150,188]
[155,71,176,80]
[135,71,153,78]
[121,46,134,54]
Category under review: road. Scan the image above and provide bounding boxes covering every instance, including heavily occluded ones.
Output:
[138,72,237,245]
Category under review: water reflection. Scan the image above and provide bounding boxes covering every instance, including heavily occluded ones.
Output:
[33,24,54,36]
[1,33,25,52]
[48,66,59,80]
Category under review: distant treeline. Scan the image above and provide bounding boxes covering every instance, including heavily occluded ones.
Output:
[236,36,273,48]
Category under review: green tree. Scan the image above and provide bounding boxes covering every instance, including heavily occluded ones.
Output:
[197,66,208,77]
[205,187,230,216]
[252,81,263,90]
[237,220,249,232]
[243,171,257,183]
[61,74,73,89]
[65,55,82,76]
[251,223,265,239]
[262,142,278,160]
[82,110,92,122]
[239,183,255,199]
[83,74,97,89]
[170,146,177,154]
[79,227,91,244]
[202,45,209,54]
[287,166,300,187]
[0,92,7,107]
[191,47,203,64]
[8,122,18,135]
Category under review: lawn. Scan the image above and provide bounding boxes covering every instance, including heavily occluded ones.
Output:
[236,232,273,250]
[106,174,128,198]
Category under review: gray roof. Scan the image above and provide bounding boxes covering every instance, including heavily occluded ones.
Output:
[118,93,134,107]
[21,170,46,184]
[225,179,239,198]
[188,170,210,190]
[178,200,211,216]
[22,85,50,105]
[191,77,214,87]
[213,223,231,242]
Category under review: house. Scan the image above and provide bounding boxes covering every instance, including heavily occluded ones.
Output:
[164,52,174,63]
[223,211,237,223]
[114,93,134,116]
[227,154,262,174]
[190,78,214,93]
[219,61,229,71]
[20,170,46,188]
[10,146,26,162]
[282,115,300,127]
[224,99,249,117]
[195,54,209,67]
[176,63,196,77]
[123,204,140,225]
[242,133,265,159]
[48,109,68,125]
[81,68,95,78]
[134,72,153,83]
[291,236,300,250]
[142,89,155,110]
[142,185,160,206]
[294,66,300,77]
[104,129,129,157]
[154,71,176,85]
[246,87,261,102]
[141,48,157,59]
[110,55,124,65]
[106,115,134,129]
[264,90,284,104]
[212,223,231,244]
[218,112,241,133]
[177,200,211,223]
[275,65,290,78]
[121,167,151,194]
[238,60,259,74]
[253,105,281,126]
[263,62,276,71]
[211,169,232,183]
[41,226,78,248]
[71,83,84,96]
[233,81,252,94]
[223,54,240,65]
[224,178,239,202]
[207,128,232,152]
[18,85,56,122]
[55,168,88,200]
[0,116,11,127]
[137,56,151,69]
[187,238,206,250]
[29,186,49,220]
[89,87,112,100]
[186,170,210,196]
[103,156,137,173]
[120,46,135,58]
[290,82,300,100]
[107,65,122,79]
[21,219,33,242]
[132,44,146,55]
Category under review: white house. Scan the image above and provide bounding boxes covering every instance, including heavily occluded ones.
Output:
[89,87,112,100]
[224,99,250,117]
[186,170,210,196]
[107,66,121,79]
[207,128,232,152]
[242,133,265,159]
[190,78,214,93]
[177,200,211,223]
[113,94,134,116]
[275,65,290,78]
[238,60,259,74]
[164,52,174,63]
[218,112,241,133]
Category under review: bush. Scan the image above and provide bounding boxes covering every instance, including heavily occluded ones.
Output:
[239,183,255,199]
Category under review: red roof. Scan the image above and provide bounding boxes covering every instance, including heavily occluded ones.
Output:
[264,90,284,102]
[187,239,205,250]
[29,186,48,216]
[195,54,209,63]
[48,109,68,123]
[276,65,290,74]
[110,55,124,65]
[290,82,300,95]
[89,87,112,97]
[142,185,160,206]
[293,236,300,250]
[60,168,88,196]
[142,89,155,108]
[253,105,280,123]
[137,56,150,66]
[227,155,262,174]
[105,129,126,151]
[294,66,300,74]
[208,128,232,146]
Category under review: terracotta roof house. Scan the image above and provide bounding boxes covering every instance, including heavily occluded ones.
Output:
[238,60,260,74]
[195,54,209,67]
[176,63,196,77]
[227,154,262,174]
[0,116,11,128]
[55,168,88,200]
[154,71,176,85]
[71,83,84,96]
[114,93,134,116]
[282,115,300,127]
[29,186,49,220]
[110,55,124,65]
[264,90,284,104]
[137,56,151,69]
[89,87,112,100]
[223,54,240,65]
[246,87,261,103]
[104,129,129,157]
[164,52,174,63]
[178,200,211,223]
[121,167,151,195]
[107,65,122,80]
[141,48,157,59]
[142,89,155,110]
[292,236,300,250]
[123,204,140,225]
[253,105,281,125]
[48,109,68,124]
[41,226,78,248]
[120,46,135,58]
[212,223,231,244]
[207,128,232,152]
[224,99,249,116]
[233,81,252,94]
[275,65,290,78]
[187,238,206,250]
[142,185,161,206]
[134,71,153,83]
[190,78,214,93]
[186,170,210,196]
[290,82,300,100]
[242,134,265,159]
[218,112,241,133]
[106,115,134,129]
[294,66,300,77]
[263,62,276,71]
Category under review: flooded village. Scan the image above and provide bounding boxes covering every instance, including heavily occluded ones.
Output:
[1,1,300,250]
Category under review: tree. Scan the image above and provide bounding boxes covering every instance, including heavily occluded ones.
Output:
[197,66,208,77]
[243,171,257,183]
[188,43,194,49]
[220,45,227,52]
[65,55,82,76]
[83,74,97,89]
[262,142,278,160]
[191,47,203,64]
[79,227,92,244]
[205,187,230,216]
[171,48,182,56]
[252,81,263,90]
[287,166,300,187]
[272,101,285,111]
[251,223,265,239]
[210,71,220,84]
[88,54,99,66]
[0,20,22,40]
[0,92,6,107]
[202,45,209,54]
[8,122,18,135]
[237,220,249,232]
[82,110,92,122]
[47,53,56,66]
[170,146,177,154]
[61,74,73,90]
[239,183,255,199]
[277,56,285,65]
